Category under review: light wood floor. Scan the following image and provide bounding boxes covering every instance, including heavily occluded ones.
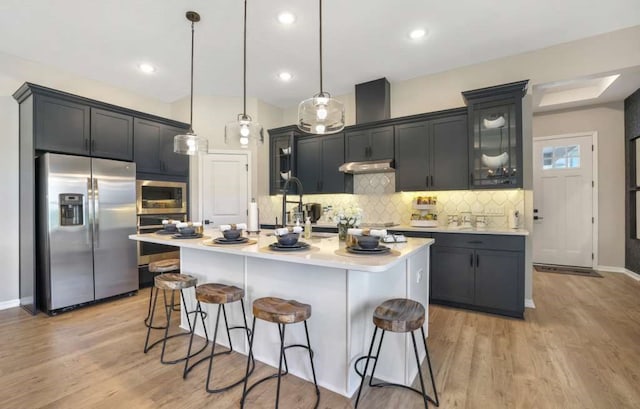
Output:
[1,270,639,409]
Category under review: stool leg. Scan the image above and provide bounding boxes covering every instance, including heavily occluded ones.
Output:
[240,317,257,408]
[368,330,386,387]
[144,285,154,326]
[355,326,378,408]
[221,304,234,351]
[240,299,254,364]
[159,290,176,364]
[303,320,320,404]
[411,330,429,409]
[421,326,439,407]
[204,304,223,392]
[143,286,160,353]
[275,323,287,409]
[183,301,206,379]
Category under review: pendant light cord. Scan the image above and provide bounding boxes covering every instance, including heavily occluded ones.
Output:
[319,0,323,94]
[189,19,195,133]
[243,0,247,116]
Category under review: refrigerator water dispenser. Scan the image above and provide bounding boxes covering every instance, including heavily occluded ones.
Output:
[59,194,84,226]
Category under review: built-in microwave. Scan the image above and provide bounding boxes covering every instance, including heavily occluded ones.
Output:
[136,180,187,215]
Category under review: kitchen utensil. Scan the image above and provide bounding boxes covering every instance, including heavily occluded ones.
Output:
[304,203,322,223]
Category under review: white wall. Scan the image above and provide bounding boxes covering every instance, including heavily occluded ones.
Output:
[533,103,626,268]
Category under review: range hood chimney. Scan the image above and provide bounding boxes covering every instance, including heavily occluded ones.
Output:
[356,78,390,124]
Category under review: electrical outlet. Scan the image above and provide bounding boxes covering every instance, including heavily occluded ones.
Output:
[485,206,504,216]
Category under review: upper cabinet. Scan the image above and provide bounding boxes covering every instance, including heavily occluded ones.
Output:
[462,80,528,189]
[90,108,133,161]
[297,133,352,194]
[345,125,394,162]
[269,128,297,195]
[394,111,468,192]
[133,119,188,177]
[35,95,91,155]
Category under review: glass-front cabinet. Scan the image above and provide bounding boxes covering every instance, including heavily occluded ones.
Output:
[463,80,528,189]
[269,127,298,195]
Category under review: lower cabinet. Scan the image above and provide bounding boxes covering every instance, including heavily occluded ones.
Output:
[430,233,524,318]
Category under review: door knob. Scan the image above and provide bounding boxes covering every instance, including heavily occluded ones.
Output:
[533,216,543,220]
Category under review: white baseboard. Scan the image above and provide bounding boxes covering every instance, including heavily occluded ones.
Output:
[597,265,640,281]
[0,299,20,310]
[524,298,535,309]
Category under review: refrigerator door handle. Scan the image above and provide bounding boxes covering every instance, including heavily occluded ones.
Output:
[87,177,93,246]
[93,178,99,248]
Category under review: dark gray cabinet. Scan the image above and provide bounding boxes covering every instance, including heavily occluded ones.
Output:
[133,119,188,177]
[35,95,90,155]
[345,126,394,162]
[395,114,468,191]
[269,130,296,195]
[463,80,528,189]
[91,108,133,161]
[430,233,525,318]
[297,133,352,194]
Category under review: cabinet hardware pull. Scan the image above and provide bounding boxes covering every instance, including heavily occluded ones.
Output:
[426,176,429,187]
[476,254,480,267]
[467,240,483,244]
[469,172,473,184]
[430,175,434,186]
[470,253,473,267]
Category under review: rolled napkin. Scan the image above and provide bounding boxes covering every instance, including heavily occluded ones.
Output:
[176,222,189,228]
[370,229,388,237]
[219,223,247,232]
[291,226,303,234]
[162,219,169,225]
[347,228,363,236]
[275,227,289,236]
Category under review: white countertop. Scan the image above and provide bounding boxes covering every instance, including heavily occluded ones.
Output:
[129,230,434,273]
[310,222,529,236]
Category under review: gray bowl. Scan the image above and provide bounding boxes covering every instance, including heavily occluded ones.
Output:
[277,233,299,246]
[223,229,242,240]
[164,223,178,232]
[178,226,196,235]
[357,235,380,249]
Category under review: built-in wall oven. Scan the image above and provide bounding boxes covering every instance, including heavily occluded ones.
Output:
[136,179,188,287]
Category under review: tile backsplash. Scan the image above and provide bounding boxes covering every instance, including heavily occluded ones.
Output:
[260,173,524,229]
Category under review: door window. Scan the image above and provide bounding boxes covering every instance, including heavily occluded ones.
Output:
[542,145,580,170]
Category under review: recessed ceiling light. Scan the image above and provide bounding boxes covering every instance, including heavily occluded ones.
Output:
[138,63,156,74]
[278,12,296,25]
[409,28,427,40]
[278,72,293,82]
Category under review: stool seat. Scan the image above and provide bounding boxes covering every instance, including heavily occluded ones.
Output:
[373,298,425,333]
[155,273,197,290]
[196,283,244,304]
[252,297,311,324]
[149,258,180,273]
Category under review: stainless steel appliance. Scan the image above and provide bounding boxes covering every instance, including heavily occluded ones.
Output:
[136,180,187,214]
[304,203,322,223]
[38,153,137,314]
[136,213,186,266]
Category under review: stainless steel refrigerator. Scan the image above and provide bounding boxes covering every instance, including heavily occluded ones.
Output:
[38,153,137,314]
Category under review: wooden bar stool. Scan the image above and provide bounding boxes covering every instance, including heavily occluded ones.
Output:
[144,259,181,329]
[354,298,439,409]
[183,283,255,393]
[143,273,209,365]
[240,297,320,409]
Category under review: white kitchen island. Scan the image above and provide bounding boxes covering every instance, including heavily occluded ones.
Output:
[129,231,434,398]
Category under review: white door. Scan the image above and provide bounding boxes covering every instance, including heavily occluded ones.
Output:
[533,133,594,267]
[199,153,249,227]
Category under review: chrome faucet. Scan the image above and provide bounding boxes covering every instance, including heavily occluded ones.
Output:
[281,176,304,227]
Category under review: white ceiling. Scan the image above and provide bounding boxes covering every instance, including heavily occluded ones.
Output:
[0,0,639,108]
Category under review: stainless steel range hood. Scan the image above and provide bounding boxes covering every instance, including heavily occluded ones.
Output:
[338,160,395,174]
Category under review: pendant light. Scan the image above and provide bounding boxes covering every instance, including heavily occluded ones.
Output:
[225,0,263,147]
[297,0,344,135]
[174,11,208,155]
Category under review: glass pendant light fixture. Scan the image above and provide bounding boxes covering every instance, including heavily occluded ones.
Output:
[174,11,208,155]
[297,0,344,135]
[225,0,263,148]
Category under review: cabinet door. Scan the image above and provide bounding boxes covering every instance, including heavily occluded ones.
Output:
[296,138,321,194]
[161,126,189,176]
[133,118,163,174]
[320,134,346,193]
[90,108,133,161]
[394,122,429,191]
[431,246,475,304]
[345,130,370,162]
[369,126,394,161]
[35,95,90,154]
[474,249,523,314]
[270,133,295,195]
[430,115,468,190]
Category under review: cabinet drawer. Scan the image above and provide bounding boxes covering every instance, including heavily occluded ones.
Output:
[432,233,524,251]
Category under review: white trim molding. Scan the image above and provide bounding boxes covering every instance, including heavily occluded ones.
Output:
[0,299,20,310]
[597,265,640,281]
[525,298,536,309]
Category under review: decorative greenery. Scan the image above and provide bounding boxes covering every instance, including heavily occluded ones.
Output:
[332,205,363,227]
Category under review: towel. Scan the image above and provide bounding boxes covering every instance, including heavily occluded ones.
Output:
[347,228,363,235]
[220,223,247,231]
[275,228,289,236]
[291,226,303,234]
[176,222,189,228]
[370,229,388,237]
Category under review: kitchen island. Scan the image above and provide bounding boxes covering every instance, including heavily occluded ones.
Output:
[129,231,434,397]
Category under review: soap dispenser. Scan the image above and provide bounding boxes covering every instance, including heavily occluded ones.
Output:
[304,217,312,239]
